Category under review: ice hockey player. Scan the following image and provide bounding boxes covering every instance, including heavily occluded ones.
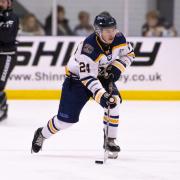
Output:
[31,12,135,158]
[0,0,19,121]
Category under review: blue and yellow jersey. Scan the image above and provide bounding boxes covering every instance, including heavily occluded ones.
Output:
[66,31,135,100]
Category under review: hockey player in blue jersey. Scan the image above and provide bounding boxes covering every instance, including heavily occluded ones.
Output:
[31,12,135,158]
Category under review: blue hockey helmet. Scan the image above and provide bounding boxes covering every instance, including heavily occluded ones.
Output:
[93,13,117,43]
[94,13,117,32]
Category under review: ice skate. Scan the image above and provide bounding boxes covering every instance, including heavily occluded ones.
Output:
[105,138,120,159]
[31,127,45,153]
[104,129,120,159]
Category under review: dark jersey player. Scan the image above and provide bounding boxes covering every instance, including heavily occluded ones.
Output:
[0,0,19,121]
[31,12,135,158]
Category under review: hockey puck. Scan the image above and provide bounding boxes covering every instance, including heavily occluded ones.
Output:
[95,160,104,164]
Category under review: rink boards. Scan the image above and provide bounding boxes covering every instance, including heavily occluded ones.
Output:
[5,36,180,100]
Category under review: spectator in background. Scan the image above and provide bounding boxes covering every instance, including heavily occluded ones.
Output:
[142,10,177,37]
[74,11,94,36]
[19,14,45,36]
[159,17,177,37]
[45,5,73,36]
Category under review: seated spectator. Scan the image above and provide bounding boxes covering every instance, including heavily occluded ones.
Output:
[74,11,94,36]
[142,10,177,37]
[159,17,177,37]
[19,14,45,36]
[45,5,73,36]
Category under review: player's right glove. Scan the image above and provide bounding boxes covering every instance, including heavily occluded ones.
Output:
[94,90,117,109]
[104,65,120,82]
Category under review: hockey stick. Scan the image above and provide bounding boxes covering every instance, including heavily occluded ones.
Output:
[95,81,113,164]
[104,81,113,162]
[103,101,111,163]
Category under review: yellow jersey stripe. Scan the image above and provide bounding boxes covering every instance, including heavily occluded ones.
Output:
[95,54,104,63]
[112,61,126,73]
[65,66,70,76]
[127,52,135,57]
[112,43,127,51]
[95,91,103,104]
[94,89,106,103]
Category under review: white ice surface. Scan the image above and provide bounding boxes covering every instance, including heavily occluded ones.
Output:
[0,100,180,180]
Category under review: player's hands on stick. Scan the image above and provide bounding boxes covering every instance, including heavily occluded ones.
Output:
[104,65,121,82]
[100,92,117,109]
[104,65,114,81]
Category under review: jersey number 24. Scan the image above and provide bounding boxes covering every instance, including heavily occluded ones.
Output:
[79,62,90,73]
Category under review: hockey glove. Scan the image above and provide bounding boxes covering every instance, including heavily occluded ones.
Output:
[101,92,117,109]
[104,65,121,82]
[95,91,117,109]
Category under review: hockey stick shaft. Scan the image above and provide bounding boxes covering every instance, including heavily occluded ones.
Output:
[104,81,113,163]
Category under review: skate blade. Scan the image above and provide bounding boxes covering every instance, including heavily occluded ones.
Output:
[108,151,118,159]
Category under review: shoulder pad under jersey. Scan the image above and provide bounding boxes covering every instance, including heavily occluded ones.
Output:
[112,32,127,48]
[81,33,103,63]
